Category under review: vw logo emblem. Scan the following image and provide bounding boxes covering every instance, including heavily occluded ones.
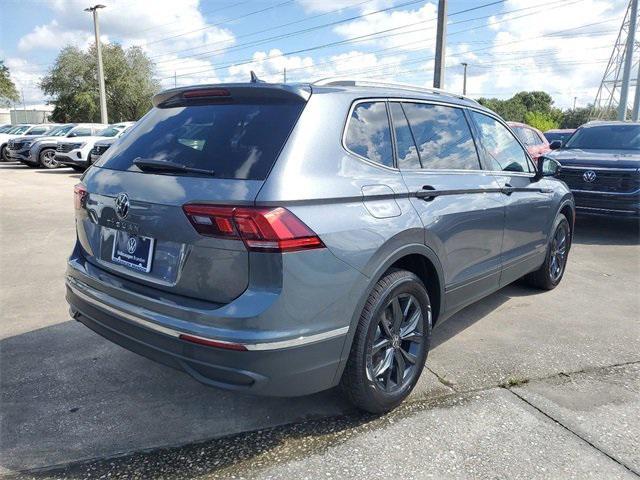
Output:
[127,237,137,254]
[115,193,130,219]
[583,170,597,183]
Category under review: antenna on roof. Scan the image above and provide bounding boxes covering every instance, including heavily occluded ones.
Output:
[250,71,264,83]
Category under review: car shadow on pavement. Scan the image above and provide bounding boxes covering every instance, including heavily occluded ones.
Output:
[0,163,30,170]
[0,319,354,473]
[573,215,639,246]
[35,169,82,178]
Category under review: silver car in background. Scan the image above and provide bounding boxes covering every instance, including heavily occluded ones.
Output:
[66,79,574,413]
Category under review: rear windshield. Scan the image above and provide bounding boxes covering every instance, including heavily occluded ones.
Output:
[95,101,304,180]
[564,124,640,150]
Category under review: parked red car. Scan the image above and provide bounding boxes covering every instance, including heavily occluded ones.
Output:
[507,122,551,160]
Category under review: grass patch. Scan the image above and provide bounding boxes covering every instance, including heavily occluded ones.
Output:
[501,377,530,388]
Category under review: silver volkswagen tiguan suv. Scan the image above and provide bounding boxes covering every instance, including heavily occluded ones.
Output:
[66,79,574,413]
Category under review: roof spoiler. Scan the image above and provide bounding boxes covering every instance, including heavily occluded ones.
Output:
[153,82,311,108]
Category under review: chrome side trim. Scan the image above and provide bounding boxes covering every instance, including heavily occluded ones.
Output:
[572,188,640,196]
[67,277,349,351]
[575,206,637,214]
[560,166,639,172]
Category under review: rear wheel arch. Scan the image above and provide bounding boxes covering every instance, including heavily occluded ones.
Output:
[333,244,445,386]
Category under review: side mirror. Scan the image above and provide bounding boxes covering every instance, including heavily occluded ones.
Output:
[534,156,561,180]
[549,140,562,150]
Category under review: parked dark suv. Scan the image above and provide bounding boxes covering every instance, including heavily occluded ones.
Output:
[66,79,574,413]
[546,121,640,217]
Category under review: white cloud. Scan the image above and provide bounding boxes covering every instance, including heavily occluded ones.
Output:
[16,0,236,94]
[225,49,315,83]
[460,0,627,107]
[297,0,387,14]
[332,2,438,53]
[4,58,48,105]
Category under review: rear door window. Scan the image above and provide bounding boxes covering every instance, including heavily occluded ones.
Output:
[389,103,420,169]
[97,101,305,180]
[28,127,49,135]
[402,102,481,170]
[345,101,393,168]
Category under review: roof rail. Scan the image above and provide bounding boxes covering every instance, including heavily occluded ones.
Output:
[312,77,479,104]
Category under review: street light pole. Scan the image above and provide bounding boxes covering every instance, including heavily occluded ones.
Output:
[461,62,468,95]
[85,4,108,124]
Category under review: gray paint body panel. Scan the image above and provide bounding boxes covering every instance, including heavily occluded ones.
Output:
[67,82,573,396]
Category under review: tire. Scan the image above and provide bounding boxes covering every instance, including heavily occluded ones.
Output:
[39,149,59,169]
[340,269,432,413]
[525,213,571,290]
[0,145,8,162]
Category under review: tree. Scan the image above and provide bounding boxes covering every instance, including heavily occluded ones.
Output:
[524,111,559,131]
[40,43,160,123]
[477,91,563,125]
[0,60,20,107]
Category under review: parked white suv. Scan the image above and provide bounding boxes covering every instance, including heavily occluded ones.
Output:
[56,122,134,171]
[1,124,57,161]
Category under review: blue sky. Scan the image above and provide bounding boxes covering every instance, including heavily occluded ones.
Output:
[0,0,628,109]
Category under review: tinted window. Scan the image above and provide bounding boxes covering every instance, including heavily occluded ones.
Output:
[96,126,123,137]
[389,103,420,169]
[29,127,48,135]
[50,125,74,136]
[544,131,573,144]
[402,102,480,170]
[345,101,393,167]
[69,127,92,137]
[512,126,539,146]
[471,112,531,173]
[97,101,304,180]
[565,124,640,150]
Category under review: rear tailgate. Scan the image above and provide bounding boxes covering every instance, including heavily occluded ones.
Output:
[76,83,309,304]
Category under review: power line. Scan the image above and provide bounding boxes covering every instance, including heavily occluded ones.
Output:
[137,0,255,35]
[152,0,443,67]
[148,0,376,61]
[160,0,534,80]
[257,0,596,80]
[141,0,296,47]
[155,0,573,72]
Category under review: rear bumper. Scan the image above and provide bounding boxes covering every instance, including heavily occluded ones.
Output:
[572,189,640,217]
[66,276,346,396]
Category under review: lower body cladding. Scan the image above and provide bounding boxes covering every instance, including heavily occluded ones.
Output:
[572,189,640,217]
[56,153,87,168]
[7,149,33,165]
[65,247,369,397]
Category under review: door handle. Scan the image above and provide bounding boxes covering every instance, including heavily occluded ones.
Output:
[415,185,437,201]
[502,183,515,195]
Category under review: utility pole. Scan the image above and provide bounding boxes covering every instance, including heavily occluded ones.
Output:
[573,96,577,109]
[632,61,640,120]
[433,0,447,89]
[174,71,177,88]
[85,5,108,124]
[283,68,287,84]
[618,0,638,120]
[461,62,468,95]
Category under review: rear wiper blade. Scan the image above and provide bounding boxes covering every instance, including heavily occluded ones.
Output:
[133,158,215,176]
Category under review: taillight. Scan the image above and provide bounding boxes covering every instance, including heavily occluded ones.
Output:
[178,333,247,351]
[74,183,87,210]
[183,205,325,253]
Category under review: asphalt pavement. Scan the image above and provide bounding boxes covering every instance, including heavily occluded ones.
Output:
[1,163,638,479]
